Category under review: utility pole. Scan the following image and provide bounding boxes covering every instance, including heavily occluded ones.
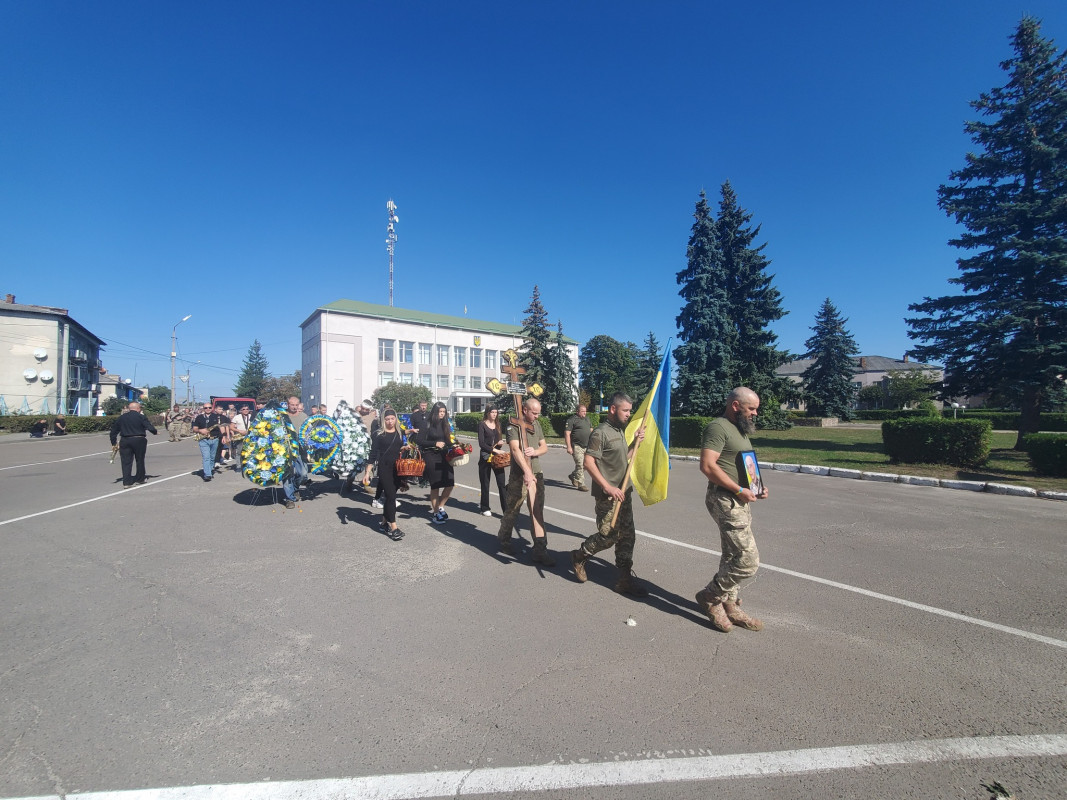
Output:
[386,200,399,306]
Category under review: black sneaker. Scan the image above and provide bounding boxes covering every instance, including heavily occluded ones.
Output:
[389,528,405,541]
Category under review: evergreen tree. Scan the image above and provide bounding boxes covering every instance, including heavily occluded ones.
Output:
[542,320,577,414]
[715,181,793,401]
[578,334,638,408]
[517,285,552,389]
[633,331,662,396]
[907,17,1067,448]
[674,190,735,414]
[234,340,270,398]
[801,298,860,419]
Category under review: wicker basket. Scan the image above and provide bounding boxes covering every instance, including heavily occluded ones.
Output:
[396,444,425,477]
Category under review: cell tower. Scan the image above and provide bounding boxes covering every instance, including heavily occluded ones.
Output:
[386,200,399,306]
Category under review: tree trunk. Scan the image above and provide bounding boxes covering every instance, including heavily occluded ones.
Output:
[1014,386,1042,450]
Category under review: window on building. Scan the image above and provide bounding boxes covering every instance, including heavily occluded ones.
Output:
[454,375,466,389]
[470,398,484,413]
[437,345,449,366]
[419,373,432,388]
[471,376,482,390]
[400,372,414,385]
[471,348,482,368]
[437,374,449,388]
[378,339,394,362]
[485,349,497,370]
[418,343,432,365]
[379,371,394,387]
[454,347,467,367]
[399,341,414,363]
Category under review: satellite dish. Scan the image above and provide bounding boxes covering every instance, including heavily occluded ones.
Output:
[124,379,132,385]
[39,370,54,382]
[23,368,38,381]
[33,348,48,361]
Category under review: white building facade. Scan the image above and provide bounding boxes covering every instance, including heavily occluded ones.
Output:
[0,294,106,415]
[301,300,579,414]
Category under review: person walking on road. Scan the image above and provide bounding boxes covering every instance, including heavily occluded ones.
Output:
[570,393,647,595]
[110,401,157,488]
[192,403,225,482]
[368,408,406,541]
[496,397,554,566]
[694,387,768,633]
[564,404,592,491]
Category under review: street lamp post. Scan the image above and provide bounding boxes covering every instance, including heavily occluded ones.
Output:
[171,315,191,408]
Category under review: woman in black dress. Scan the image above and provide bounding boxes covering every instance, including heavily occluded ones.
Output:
[368,408,406,541]
[417,402,455,524]
[478,407,508,516]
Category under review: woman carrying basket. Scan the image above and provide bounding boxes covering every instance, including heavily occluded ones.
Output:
[418,402,456,524]
[478,407,508,517]
[368,408,406,541]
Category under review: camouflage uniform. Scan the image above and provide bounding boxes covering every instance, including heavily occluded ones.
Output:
[575,418,635,570]
[701,417,760,603]
[564,413,592,489]
[497,422,548,555]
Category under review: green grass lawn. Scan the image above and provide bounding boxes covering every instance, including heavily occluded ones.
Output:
[666,427,1067,492]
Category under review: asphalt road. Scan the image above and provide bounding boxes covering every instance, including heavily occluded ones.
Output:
[1,432,1064,799]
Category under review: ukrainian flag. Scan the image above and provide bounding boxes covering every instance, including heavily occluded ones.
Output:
[625,342,672,506]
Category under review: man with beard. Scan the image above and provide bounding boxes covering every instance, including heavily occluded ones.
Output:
[694,387,769,633]
[570,393,646,594]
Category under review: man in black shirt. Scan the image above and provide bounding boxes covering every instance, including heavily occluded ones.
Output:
[109,401,158,488]
[192,403,225,481]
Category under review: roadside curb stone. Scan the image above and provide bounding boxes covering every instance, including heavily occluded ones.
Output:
[772,463,800,472]
[1038,490,1067,501]
[799,465,829,476]
[986,483,1038,498]
[905,475,940,487]
[939,479,986,492]
[828,467,863,479]
[861,471,897,482]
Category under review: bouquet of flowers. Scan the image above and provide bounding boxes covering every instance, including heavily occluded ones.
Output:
[241,405,300,487]
[332,400,371,475]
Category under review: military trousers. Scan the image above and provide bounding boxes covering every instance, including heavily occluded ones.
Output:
[578,488,636,571]
[568,444,587,487]
[704,484,760,603]
[498,470,545,541]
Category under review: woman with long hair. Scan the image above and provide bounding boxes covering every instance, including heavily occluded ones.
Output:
[478,407,508,516]
[367,408,406,541]
[417,401,455,523]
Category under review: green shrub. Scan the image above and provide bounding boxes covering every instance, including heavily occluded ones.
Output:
[0,415,124,434]
[855,409,932,421]
[453,413,481,433]
[882,418,992,467]
[937,411,1067,432]
[755,396,793,430]
[671,416,711,448]
[916,399,940,417]
[1023,433,1067,477]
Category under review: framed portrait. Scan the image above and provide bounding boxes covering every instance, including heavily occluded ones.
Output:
[739,450,763,496]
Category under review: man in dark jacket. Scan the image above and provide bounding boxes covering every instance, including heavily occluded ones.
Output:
[109,401,158,488]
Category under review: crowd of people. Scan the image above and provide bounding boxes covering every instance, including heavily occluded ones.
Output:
[108,387,772,634]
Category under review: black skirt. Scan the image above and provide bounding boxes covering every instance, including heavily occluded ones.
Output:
[422,448,455,489]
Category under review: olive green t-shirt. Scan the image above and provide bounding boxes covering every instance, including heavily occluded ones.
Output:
[701,416,752,485]
[564,414,592,448]
[586,419,629,499]
[507,422,544,475]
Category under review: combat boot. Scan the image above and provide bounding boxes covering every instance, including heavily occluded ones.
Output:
[571,549,589,582]
[613,568,648,597]
[723,600,763,631]
[497,535,515,555]
[695,589,733,632]
[530,539,555,567]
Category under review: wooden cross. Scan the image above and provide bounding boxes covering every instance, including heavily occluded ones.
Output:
[486,349,542,452]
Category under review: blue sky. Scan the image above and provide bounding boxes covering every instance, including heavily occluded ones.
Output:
[3,1,1065,400]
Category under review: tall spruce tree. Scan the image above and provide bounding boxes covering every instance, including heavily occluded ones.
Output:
[633,331,662,395]
[542,320,577,414]
[518,285,552,389]
[801,298,860,419]
[906,17,1067,448]
[715,181,793,401]
[674,190,735,414]
[234,340,269,398]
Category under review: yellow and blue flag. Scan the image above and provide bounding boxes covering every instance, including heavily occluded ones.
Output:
[625,342,671,506]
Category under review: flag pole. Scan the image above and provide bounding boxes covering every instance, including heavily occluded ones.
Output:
[610,368,664,527]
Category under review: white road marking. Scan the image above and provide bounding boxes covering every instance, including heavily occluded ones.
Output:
[0,472,191,528]
[0,440,172,471]
[457,482,1067,651]
[7,733,1065,800]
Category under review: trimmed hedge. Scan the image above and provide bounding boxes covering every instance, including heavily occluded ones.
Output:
[855,409,936,421]
[1023,433,1067,477]
[671,416,712,449]
[881,418,992,467]
[0,415,128,434]
[453,411,563,442]
[938,410,1067,432]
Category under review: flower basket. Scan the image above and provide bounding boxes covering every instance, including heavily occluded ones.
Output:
[445,441,474,466]
[396,444,425,477]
